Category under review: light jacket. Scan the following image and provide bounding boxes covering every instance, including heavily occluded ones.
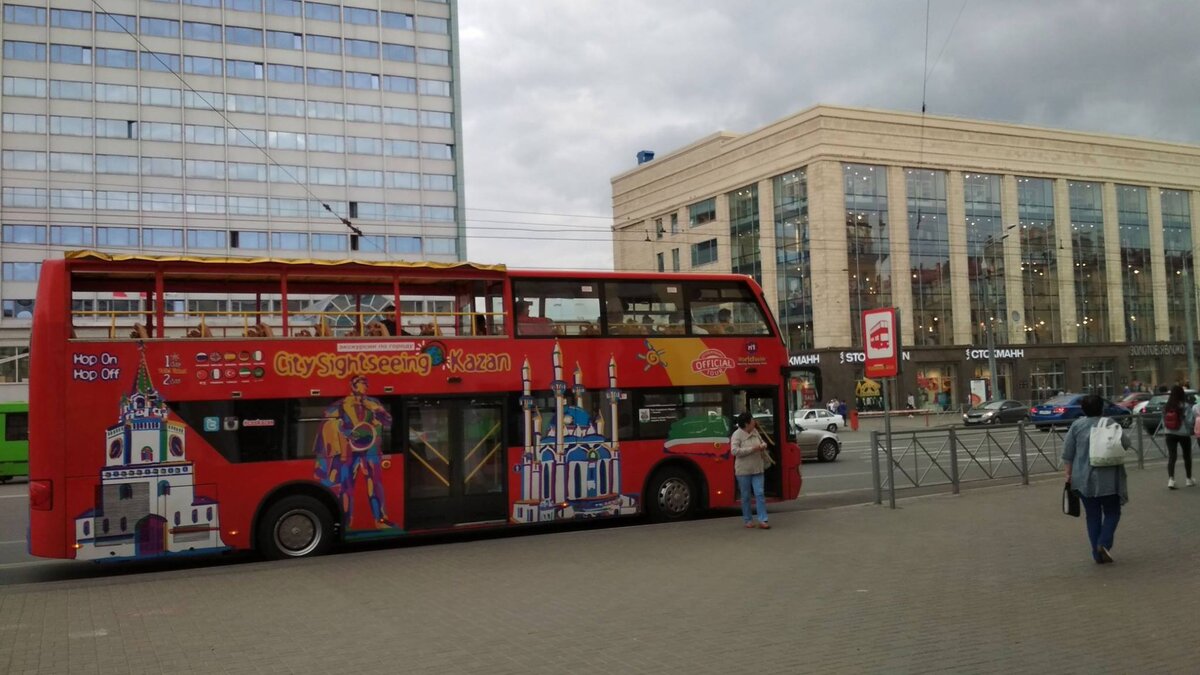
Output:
[730,427,767,476]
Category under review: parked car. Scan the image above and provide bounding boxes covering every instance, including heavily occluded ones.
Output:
[1138,390,1197,434]
[793,408,845,432]
[755,413,841,462]
[797,428,841,462]
[1115,392,1152,410]
[1029,394,1131,430]
[963,399,1029,425]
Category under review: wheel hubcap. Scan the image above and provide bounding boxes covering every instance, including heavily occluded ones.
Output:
[821,442,837,460]
[274,509,320,557]
[657,478,691,516]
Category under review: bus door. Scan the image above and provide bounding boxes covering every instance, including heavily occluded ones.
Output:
[732,388,781,497]
[404,397,507,530]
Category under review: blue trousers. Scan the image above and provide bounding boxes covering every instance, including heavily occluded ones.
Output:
[1079,493,1121,558]
[736,473,767,524]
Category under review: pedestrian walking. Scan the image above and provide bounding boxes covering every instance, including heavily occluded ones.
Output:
[731,411,770,529]
[1162,385,1195,489]
[1061,395,1131,564]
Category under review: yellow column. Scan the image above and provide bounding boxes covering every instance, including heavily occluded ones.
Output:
[1148,187,1169,342]
[1053,179,1078,343]
[809,160,851,348]
[886,167,914,346]
[1001,175,1025,345]
[1102,183,1126,343]
[947,171,972,345]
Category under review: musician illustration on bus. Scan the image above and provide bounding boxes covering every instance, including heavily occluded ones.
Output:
[313,375,396,529]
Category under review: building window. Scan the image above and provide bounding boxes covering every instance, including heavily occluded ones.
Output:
[382,43,415,63]
[964,173,1007,346]
[422,174,454,191]
[656,252,665,272]
[418,79,451,96]
[95,47,136,69]
[140,51,179,73]
[421,143,454,160]
[1,300,34,319]
[416,16,448,34]
[3,40,45,62]
[310,233,345,251]
[184,56,223,76]
[389,236,421,254]
[4,5,46,25]
[95,13,134,33]
[306,67,341,88]
[304,2,339,22]
[234,231,269,250]
[3,76,46,97]
[271,232,308,251]
[423,206,455,222]
[2,263,40,282]
[418,47,451,66]
[1016,177,1061,343]
[266,30,302,50]
[691,239,718,267]
[51,226,93,246]
[345,38,378,58]
[1116,185,1154,343]
[140,17,179,38]
[227,60,264,80]
[671,248,680,272]
[344,6,377,25]
[419,110,452,128]
[187,230,227,249]
[2,225,46,244]
[144,228,183,248]
[1080,359,1114,399]
[907,169,952,346]
[1162,190,1194,343]
[424,238,457,256]
[383,75,416,93]
[382,11,414,30]
[729,184,761,284]
[97,227,138,246]
[1069,182,1109,344]
[688,198,716,227]
[305,34,340,54]
[774,168,811,352]
[225,0,261,12]
[844,163,891,347]
[50,44,91,65]
[266,0,301,16]
[183,21,221,42]
[50,8,90,29]
[225,26,262,46]
[119,484,133,499]
[346,71,380,90]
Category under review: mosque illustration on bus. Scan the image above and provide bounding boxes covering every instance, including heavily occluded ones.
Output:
[74,346,226,560]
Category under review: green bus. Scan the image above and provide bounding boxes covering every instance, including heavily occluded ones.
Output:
[0,402,28,482]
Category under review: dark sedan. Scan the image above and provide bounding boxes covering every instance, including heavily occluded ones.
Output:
[1029,394,1131,430]
[963,400,1029,425]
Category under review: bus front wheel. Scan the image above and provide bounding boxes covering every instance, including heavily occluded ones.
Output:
[646,466,698,522]
[257,495,335,560]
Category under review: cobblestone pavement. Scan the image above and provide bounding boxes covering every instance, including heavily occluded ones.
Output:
[1,467,1197,674]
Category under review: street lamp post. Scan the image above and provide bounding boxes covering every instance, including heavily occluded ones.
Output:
[984,225,1017,399]
[1185,263,1197,388]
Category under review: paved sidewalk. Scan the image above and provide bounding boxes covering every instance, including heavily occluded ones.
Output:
[1,468,1198,674]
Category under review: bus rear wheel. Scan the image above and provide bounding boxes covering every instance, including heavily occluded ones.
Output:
[646,466,698,522]
[257,495,335,560]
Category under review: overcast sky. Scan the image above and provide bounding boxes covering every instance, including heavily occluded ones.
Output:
[457,0,1200,272]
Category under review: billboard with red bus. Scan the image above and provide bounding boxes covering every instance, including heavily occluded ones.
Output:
[27,252,801,560]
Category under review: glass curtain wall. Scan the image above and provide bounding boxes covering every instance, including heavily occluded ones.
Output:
[844,164,890,346]
[1068,182,1109,343]
[1116,185,1154,342]
[964,174,1007,345]
[907,169,952,346]
[1016,178,1060,343]
[774,169,811,351]
[1161,190,1194,342]
[729,184,761,284]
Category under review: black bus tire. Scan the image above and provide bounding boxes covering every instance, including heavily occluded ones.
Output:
[256,495,335,560]
[646,466,698,522]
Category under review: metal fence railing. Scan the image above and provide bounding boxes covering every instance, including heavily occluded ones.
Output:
[872,414,1171,508]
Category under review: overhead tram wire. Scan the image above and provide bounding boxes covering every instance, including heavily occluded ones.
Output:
[88,0,385,253]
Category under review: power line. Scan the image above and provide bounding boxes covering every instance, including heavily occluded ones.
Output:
[466,206,612,220]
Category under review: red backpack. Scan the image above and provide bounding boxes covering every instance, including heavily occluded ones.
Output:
[1164,405,1182,431]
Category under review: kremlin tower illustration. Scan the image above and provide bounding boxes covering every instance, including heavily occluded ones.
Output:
[74,347,225,559]
[512,342,639,522]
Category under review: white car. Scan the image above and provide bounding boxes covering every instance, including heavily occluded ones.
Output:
[793,408,844,432]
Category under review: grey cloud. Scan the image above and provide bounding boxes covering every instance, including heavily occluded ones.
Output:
[460,0,1200,270]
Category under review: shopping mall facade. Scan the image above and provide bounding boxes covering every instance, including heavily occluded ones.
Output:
[611,105,1200,410]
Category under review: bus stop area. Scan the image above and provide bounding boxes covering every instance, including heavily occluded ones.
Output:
[1,467,1197,674]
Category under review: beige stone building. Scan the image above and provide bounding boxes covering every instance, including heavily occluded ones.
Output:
[611,105,1200,409]
[0,0,464,399]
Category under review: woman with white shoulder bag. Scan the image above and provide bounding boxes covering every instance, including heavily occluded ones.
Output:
[1061,394,1131,564]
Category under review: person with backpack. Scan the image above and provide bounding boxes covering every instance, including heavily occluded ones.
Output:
[1163,385,1195,489]
[1062,394,1131,564]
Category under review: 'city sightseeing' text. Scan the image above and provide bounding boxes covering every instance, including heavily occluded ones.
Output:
[273,351,433,379]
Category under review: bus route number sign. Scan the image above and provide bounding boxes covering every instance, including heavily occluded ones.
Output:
[862,308,898,378]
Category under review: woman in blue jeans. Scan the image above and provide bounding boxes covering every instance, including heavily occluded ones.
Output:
[730,412,770,529]
[1062,394,1130,564]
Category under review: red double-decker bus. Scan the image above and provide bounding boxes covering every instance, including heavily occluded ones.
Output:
[28,252,801,560]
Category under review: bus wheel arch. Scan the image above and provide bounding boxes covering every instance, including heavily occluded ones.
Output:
[643,459,708,522]
[252,482,342,559]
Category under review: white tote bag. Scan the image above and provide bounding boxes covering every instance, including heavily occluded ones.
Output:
[1089,418,1126,467]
